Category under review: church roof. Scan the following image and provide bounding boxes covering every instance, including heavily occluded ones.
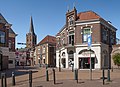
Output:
[29,16,35,35]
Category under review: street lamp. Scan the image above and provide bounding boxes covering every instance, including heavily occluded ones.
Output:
[107,44,112,81]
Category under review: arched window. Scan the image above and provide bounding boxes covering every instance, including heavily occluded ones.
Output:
[62,52,65,57]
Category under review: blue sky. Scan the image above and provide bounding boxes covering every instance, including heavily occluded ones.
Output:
[0,0,120,48]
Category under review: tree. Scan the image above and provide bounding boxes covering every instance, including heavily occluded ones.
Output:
[112,53,120,68]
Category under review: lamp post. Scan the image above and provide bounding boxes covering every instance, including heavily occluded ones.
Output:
[88,35,92,80]
[87,26,92,80]
[107,45,111,81]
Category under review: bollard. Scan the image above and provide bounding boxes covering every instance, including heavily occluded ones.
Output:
[74,69,77,80]
[111,66,113,72]
[102,69,105,85]
[52,68,56,84]
[76,69,78,83]
[46,65,49,81]
[72,65,74,72]
[107,68,110,81]
[1,73,7,87]
[29,70,32,87]
[12,72,15,86]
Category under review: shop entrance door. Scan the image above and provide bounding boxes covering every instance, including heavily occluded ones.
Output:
[79,58,95,69]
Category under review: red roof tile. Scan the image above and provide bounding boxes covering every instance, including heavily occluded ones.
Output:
[77,11,101,21]
[37,35,56,45]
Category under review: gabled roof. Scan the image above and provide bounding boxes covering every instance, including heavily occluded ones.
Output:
[77,10,101,21]
[9,28,16,35]
[0,13,8,24]
[0,13,16,35]
[37,35,56,45]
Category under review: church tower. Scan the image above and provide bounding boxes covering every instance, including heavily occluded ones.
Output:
[26,16,37,48]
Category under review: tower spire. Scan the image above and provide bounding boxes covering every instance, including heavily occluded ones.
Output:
[29,16,35,34]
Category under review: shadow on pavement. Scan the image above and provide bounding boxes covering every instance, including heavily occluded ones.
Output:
[0,66,39,79]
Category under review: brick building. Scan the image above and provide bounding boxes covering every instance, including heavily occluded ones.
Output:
[56,7,117,70]
[0,13,16,70]
[15,48,30,66]
[34,35,56,67]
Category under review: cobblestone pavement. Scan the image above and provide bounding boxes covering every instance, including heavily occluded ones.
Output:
[0,66,120,87]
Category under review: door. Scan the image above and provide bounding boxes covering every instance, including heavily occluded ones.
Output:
[79,58,95,69]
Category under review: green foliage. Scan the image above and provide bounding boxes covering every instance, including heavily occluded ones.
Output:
[112,53,120,68]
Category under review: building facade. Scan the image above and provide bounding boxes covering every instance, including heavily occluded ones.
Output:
[0,13,16,70]
[15,48,30,66]
[34,35,56,67]
[56,7,117,70]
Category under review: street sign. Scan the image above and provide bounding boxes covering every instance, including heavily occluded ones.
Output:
[88,35,92,49]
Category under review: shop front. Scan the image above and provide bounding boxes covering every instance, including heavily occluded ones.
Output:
[78,49,96,69]
[79,57,95,69]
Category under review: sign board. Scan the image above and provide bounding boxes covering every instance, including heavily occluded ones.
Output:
[88,35,92,49]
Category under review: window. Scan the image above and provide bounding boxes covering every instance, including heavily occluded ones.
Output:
[69,17,74,26]
[110,32,114,45]
[102,29,107,43]
[0,31,5,44]
[9,40,12,49]
[43,59,45,64]
[38,48,40,54]
[42,46,45,53]
[61,33,65,46]
[9,60,13,64]
[82,28,91,43]
[69,31,74,45]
